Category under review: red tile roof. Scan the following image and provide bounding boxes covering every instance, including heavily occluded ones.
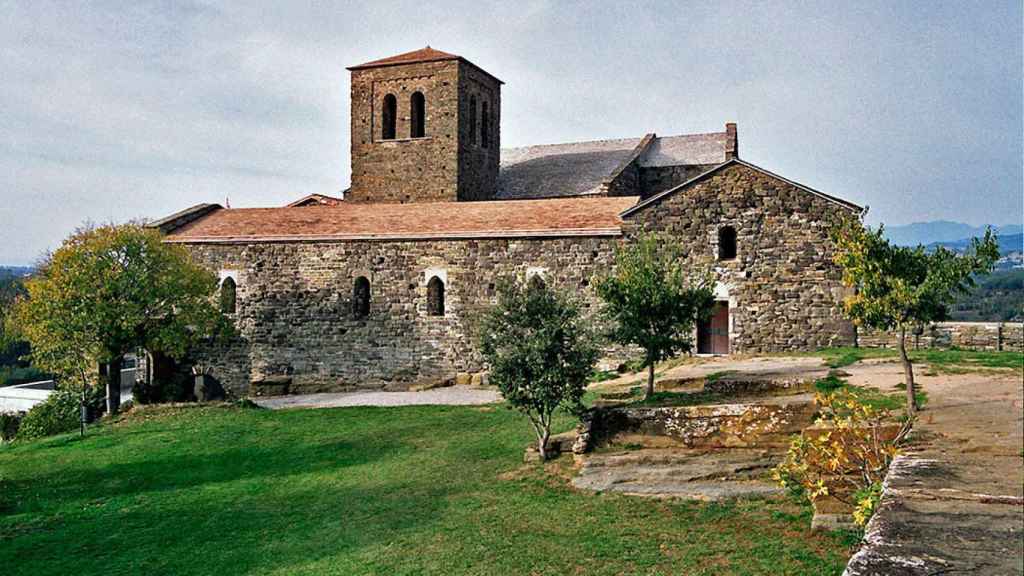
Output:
[164,196,639,243]
[348,47,460,70]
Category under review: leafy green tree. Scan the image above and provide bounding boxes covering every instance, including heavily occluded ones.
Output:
[478,279,599,460]
[596,233,716,400]
[8,224,232,413]
[832,218,999,415]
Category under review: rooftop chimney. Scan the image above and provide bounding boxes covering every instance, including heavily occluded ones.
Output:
[725,122,738,160]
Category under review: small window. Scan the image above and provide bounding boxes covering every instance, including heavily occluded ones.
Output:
[718,226,737,260]
[381,94,397,140]
[220,277,236,314]
[410,92,426,138]
[427,276,445,316]
[468,96,477,146]
[352,276,370,319]
[481,101,490,149]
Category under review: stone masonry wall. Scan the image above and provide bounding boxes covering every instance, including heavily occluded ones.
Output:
[858,321,1024,352]
[639,164,718,198]
[348,60,461,203]
[623,163,858,352]
[457,62,501,201]
[188,236,618,395]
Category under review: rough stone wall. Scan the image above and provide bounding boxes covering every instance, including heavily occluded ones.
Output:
[858,321,1024,352]
[639,164,719,198]
[187,236,618,395]
[623,163,858,353]
[348,60,462,203]
[457,62,501,201]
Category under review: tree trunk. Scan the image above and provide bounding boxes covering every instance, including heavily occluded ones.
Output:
[897,326,917,416]
[645,362,656,400]
[537,427,550,461]
[105,355,123,415]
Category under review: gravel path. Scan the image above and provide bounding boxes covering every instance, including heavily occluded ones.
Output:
[254,385,502,410]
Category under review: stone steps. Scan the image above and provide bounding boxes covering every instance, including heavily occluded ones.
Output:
[573,448,785,501]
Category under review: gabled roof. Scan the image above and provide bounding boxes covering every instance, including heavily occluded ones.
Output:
[497,130,730,200]
[286,193,344,207]
[348,46,460,70]
[163,196,639,243]
[620,159,863,217]
[347,46,504,84]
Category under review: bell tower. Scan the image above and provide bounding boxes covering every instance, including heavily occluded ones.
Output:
[346,47,502,203]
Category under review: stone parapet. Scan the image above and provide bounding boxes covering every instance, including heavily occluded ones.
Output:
[858,321,1023,352]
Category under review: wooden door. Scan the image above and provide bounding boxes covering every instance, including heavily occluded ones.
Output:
[697,302,730,355]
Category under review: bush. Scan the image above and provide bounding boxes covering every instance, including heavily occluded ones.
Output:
[16,386,103,441]
[133,371,193,404]
[773,390,905,527]
[0,412,21,441]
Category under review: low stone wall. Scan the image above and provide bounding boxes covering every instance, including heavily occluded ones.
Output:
[858,321,1023,353]
[577,399,816,452]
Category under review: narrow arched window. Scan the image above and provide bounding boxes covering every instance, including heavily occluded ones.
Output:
[352,276,370,319]
[410,92,425,138]
[718,226,737,260]
[381,94,397,140]
[220,277,236,314]
[427,276,445,316]
[481,101,490,149]
[468,96,477,146]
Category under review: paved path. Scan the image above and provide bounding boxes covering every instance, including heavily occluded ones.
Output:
[254,385,502,410]
[843,368,1024,575]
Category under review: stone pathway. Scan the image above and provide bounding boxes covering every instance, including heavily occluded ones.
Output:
[843,369,1024,575]
[254,385,502,410]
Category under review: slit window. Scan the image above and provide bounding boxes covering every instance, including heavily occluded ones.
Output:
[220,277,236,314]
[381,94,397,140]
[410,92,425,138]
[718,226,737,260]
[353,276,370,318]
[427,276,445,316]
[481,101,490,149]
[468,96,477,146]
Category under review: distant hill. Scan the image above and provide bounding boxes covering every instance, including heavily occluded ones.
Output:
[883,221,1022,246]
[0,266,32,279]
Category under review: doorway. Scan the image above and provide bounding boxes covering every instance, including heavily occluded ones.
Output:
[697,301,730,355]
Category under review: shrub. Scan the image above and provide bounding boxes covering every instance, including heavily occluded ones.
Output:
[0,412,21,441]
[16,386,103,440]
[773,390,906,527]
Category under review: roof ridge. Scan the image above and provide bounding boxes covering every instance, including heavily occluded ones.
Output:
[501,135,644,151]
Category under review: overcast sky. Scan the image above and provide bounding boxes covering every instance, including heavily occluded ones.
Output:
[1,0,1021,265]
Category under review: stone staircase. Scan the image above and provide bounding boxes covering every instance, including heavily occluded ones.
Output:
[572,447,785,500]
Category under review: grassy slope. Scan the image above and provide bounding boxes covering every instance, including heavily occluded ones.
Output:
[1,404,853,576]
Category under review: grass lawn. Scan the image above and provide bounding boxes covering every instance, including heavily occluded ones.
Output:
[809,346,1023,371]
[0,403,855,575]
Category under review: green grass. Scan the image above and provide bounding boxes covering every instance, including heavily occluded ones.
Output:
[0,403,854,575]
[813,374,927,413]
[809,346,1023,372]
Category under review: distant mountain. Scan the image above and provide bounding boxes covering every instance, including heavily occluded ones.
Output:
[883,221,1022,246]
[929,233,1023,254]
[0,266,32,278]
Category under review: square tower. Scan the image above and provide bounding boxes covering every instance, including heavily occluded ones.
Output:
[346,47,502,203]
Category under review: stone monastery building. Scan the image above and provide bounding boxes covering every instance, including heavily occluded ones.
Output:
[152,47,862,395]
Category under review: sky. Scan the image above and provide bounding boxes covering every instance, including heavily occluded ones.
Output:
[1,0,1021,265]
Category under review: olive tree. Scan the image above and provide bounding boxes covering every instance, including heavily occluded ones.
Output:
[9,223,232,414]
[478,279,599,460]
[831,217,999,415]
[596,233,716,400]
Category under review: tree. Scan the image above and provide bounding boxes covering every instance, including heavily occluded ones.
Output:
[478,279,599,460]
[8,223,232,414]
[596,233,716,400]
[831,217,999,415]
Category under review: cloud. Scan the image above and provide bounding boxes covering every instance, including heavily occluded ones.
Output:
[1,0,1020,264]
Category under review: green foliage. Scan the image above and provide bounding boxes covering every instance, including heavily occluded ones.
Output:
[0,412,21,442]
[950,269,1024,322]
[478,279,599,459]
[15,387,96,440]
[774,390,902,527]
[0,403,855,575]
[852,482,883,527]
[7,224,234,386]
[0,365,50,387]
[596,233,715,398]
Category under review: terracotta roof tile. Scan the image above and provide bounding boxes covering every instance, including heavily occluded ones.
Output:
[165,196,639,243]
[348,47,460,70]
